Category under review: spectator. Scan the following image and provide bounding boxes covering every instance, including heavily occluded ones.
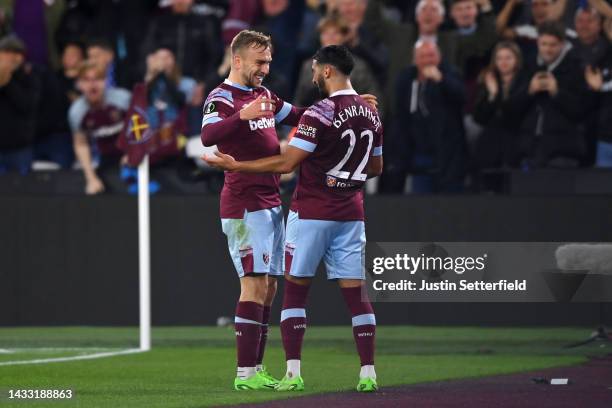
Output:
[574,6,610,67]
[87,38,123,88]
[253,0,305,89]
[387,40,466,193]
[293,13,383,111]
[451,0,497,77]
[516,21,591,168]
[472,41,527,170]
[0,35,38,174]
[69,60,131,194]
[584,50,612,167]
[337,0,389,82]
[57,41,84,105]
[142,0,222,87]
[496,0,576,62]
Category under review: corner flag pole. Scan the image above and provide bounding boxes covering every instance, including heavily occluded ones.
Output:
[138,155,151,351]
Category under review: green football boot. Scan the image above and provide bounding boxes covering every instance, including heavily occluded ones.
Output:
[356,377,378,392]
[257,365,280,386]
[275,374,304,391]
[233,372,277,391]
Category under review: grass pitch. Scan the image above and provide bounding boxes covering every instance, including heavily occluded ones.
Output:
[0,326,608,407]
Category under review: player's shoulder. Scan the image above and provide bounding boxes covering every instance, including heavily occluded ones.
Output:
[105,87,132,110]
[205,85,235,109]
[303,98,336,126]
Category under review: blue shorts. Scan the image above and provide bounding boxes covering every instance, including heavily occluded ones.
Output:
[284,210,366,280]
[221,206,285,278]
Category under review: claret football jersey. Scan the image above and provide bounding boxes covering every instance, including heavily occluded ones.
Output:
[201,79,303,218]
[288,88,383,221]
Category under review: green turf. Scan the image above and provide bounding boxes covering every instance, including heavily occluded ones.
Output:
[0,326,608,407]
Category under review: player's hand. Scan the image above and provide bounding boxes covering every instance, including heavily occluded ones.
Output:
[239,95,276,121]
[360,94,378,111]
[202,150,239,171]
[85,176,105,195]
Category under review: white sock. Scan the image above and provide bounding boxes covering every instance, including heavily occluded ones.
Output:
[237,366,256,380]
[286,359,301,378]
[360,365,376,379]
[255,364,264,372]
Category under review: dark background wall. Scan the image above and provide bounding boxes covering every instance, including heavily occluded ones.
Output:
[1,195,611,326]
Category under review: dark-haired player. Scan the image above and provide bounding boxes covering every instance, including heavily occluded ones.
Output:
[201,31,378,391]
[205,45,383,393]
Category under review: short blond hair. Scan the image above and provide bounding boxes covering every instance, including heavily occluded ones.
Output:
[230,30,273,55]
[77,60,105,79]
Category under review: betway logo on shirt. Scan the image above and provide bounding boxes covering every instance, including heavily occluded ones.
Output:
[249,117,275,131]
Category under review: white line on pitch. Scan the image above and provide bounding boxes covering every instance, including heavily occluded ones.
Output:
[3,347,119,353]
[0,349,14,354]
[0,348,145,366]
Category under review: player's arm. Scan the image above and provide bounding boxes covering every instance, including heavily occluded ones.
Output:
[205,146,310,174]
[367,155,383,179]
[201,94,276,146]
[367,125,384,179]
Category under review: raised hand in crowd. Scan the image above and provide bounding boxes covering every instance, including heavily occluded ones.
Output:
[585,65,603,91]
[483,69,499,100]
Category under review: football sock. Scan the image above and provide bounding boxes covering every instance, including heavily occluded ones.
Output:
[280,279,310,376]
[341,285,376,367]
[359,365,377,379]
[235,301,263,374]
[286,359,301,378]
[256,305,271,365]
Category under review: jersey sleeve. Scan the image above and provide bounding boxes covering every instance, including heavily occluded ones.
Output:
[372,112,383,157]
[264,87,307,126]
[200,87,241,146]
[289,99,335,153]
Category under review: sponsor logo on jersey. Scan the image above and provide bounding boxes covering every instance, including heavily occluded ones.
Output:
[235,331,242,336]
[327,175,357,189]
[248,117,275,131]
[357,332,374,337]
[293,323,307,330]
[297,123,317,138]
[262,252,270,265]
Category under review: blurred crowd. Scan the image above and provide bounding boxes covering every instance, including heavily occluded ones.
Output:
[0,0,611,194]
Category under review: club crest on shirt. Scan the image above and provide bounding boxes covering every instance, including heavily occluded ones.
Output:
[326,175,337,187]
[262,252,270,265]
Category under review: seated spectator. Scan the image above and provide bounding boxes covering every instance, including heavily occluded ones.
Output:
[585,50,612,167]
[472,41,527,170]
[0,35,38,175]
[574,6,610,67]
[69,61,131,194]
[515,21,591,168]
[387,40,466,193]
[294,13,383,111]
